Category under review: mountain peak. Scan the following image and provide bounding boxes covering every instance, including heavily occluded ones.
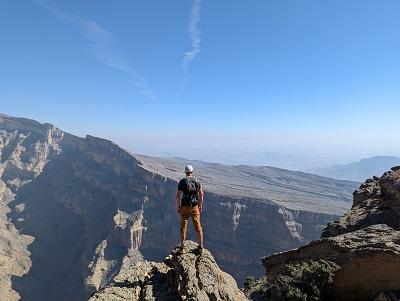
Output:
[0,114,48,133]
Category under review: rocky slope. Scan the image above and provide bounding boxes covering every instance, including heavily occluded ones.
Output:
[89,240,248,301]
[0,114,357,301]
[246,166,400,301]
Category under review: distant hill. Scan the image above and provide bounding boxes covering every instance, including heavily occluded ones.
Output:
[309,156,400,182]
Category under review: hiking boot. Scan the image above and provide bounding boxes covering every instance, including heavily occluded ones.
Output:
[179,243,185,254]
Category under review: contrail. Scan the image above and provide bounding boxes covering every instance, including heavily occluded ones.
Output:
[34,0,156,100]
[177,0,202,99]
[182,0,202,76]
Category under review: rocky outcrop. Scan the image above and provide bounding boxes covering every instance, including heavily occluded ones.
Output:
[89,241,248,301]
[322,166,400,238]
[246,167,400,301]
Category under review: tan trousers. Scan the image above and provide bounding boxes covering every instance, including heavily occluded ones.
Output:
[180,205,203,235]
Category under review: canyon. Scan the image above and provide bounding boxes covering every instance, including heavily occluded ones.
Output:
[0,114,357,301]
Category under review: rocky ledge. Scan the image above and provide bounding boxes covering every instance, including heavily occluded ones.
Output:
[89,240,248,301]
[246,167,400,301]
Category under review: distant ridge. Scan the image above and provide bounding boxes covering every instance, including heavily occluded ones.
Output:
[309,156,400,182]
[136,154,358,215]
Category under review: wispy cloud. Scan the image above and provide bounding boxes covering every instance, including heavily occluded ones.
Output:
[182,0,202,75]
[177,0,202,99]
[34,0,156,100]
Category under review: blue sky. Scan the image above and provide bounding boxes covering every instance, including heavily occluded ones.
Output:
[1,0,400,167]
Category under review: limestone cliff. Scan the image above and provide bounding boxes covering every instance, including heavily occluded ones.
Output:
[246,167,400,301]
[0,114,357,301]
[0,115,65,301]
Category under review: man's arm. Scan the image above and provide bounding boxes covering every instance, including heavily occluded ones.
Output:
[198,188,204,212]
[176,190,182,213]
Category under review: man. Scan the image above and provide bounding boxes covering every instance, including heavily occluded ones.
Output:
[176,164,204,251]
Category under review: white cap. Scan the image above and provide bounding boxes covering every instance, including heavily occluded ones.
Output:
[185,165,194,173]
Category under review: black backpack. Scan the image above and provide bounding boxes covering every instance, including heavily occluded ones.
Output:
[182,177,199,206]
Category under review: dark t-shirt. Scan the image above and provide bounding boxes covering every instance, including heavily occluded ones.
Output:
[178,176,202,207]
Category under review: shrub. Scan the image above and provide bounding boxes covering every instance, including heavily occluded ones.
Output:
[270,260,340,301]
[244,276,255,290]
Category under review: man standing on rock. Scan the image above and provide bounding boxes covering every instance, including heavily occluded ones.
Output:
[176,164,204,251]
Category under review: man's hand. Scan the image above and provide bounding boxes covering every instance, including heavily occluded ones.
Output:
[199,188,204,213]
[176,190,182,214]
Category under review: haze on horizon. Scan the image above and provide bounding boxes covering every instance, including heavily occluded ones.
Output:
[1,0,400,169]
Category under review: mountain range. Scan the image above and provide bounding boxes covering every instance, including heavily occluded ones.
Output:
[309,156,400,182]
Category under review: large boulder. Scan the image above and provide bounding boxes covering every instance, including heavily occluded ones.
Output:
[89,240,248,301]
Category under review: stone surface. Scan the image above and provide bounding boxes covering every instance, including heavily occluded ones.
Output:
[89,241,248,301]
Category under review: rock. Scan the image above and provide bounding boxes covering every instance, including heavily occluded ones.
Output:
[322,168,400,238]
[89,241,248,301]
[352,176,381,208]
[89,260,176,301]
[171,241,248,301]
[380,169,400,205]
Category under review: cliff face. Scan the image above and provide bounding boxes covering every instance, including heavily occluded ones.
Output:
[0,114,356,301]
[247,167,400,301]
[0,116,65,301]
